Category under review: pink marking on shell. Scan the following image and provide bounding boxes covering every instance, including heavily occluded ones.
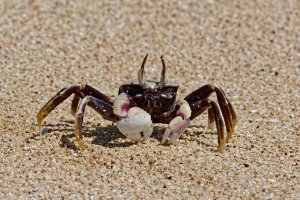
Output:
[121,103,132,113]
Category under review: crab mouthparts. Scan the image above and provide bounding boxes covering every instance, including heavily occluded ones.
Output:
[145,100,156,114]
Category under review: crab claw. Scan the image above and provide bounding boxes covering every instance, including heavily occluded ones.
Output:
[116,107,153,142]
[161,100,191,145]
[114,93,153,142]
[161,116,190,144]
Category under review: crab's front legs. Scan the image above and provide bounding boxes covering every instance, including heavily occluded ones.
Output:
[161,100,191,145]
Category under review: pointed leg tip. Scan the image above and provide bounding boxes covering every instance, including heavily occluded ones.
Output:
[71,110,76,116]
[38,123,43,131]
[161,139,172,146]
[37,122,41,129]
[217,139,225,152]
[160,141,167,145]
[207,123,214,130]
[217,144,223,152]
[77,140,86,150]
[225,136,231,143]
[161,136,173,146]
[225,131,233,143]
[37,115,43,129]
[160,138,168,145]
[161,128,171,144]
[217,147,223,152]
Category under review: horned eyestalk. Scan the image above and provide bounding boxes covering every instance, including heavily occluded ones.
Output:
[138,54,148,87]
[159,55,167,88]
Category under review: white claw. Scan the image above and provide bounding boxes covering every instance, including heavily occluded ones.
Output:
[161,116,190,145]
[116,107,153,142]
[161,100,191,144]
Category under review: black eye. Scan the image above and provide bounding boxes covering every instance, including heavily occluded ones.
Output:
[161,93,173,99]
[140,131,144,137]
[133,94,143,98]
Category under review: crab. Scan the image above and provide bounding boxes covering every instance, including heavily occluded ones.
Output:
[37,55,237,151]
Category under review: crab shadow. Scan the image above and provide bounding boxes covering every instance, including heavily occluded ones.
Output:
[30,120,217,150]
[91,126,165,147]
[39,120,166,150]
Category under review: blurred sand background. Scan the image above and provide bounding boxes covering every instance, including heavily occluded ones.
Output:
[0,0,299,199]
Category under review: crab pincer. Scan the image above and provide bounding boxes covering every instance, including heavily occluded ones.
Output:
[113,93,153,142]
[161,100,191,145]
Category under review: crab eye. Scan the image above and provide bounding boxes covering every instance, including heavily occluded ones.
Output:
[133,94,143,97]
[161,93,173,99]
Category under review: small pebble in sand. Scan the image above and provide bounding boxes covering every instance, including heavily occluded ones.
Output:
[40,127,49,134]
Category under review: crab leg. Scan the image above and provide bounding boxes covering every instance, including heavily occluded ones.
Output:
[37,84,112,128]
[190,99,225,151]
[75,96,120,149]
[71,94,81,116]
[207,108,214,130]
[222,88,237,127]
[219,88,238,142]
[209,101,225,151]
[184,84,237,143]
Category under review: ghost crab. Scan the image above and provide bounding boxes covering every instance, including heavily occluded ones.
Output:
[37,55,237,151]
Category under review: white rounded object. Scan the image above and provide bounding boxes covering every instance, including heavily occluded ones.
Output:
[116,107,153,142]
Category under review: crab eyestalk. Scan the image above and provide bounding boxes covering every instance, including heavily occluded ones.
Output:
[138,54,148,87]
[159,55,167,88]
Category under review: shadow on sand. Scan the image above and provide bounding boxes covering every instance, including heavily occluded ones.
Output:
[27,120,218,151]
[28,120,167,151]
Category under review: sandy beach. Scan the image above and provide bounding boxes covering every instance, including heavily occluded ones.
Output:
[0,0,299,199]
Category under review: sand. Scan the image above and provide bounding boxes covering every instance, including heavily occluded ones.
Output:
[0,0,299,199]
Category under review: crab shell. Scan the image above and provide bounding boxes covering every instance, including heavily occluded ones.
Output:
[114,93,153,142]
